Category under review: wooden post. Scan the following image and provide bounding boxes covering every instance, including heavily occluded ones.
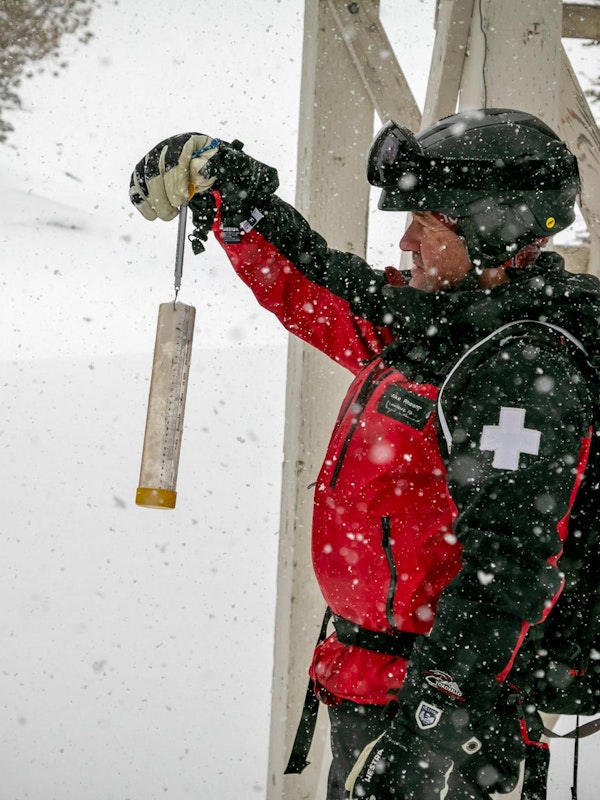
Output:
[326,0,421,128]
[266,3,377,798]
[459,0,563,127]
[558,46,600,277]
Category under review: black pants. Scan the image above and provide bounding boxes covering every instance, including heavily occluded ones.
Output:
[326,701,495,800]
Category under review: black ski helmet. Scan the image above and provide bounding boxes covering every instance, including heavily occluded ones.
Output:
[367,108,581,267]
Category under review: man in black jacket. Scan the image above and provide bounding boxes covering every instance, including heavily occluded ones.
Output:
[130,109,600,800]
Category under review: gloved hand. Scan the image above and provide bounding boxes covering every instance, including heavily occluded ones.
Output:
[345,639,524,800]
[345,716,458,800]
[129,133,279,230]
[129,133,220,221]
[204,139,279,230]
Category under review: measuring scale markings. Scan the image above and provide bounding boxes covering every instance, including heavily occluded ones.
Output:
[160,312,194,486]
[136,302,196,508]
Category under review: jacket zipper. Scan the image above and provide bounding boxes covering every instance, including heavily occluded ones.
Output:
[329,362,394,488]
[382,516,398,629]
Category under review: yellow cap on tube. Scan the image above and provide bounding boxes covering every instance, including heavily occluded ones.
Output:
[136,487,177,509]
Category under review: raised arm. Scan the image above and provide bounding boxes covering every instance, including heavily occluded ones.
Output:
[130,133,399,373]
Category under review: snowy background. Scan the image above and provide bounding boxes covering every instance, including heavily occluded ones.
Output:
[0,1,599,798]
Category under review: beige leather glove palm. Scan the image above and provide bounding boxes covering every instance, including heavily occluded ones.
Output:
[129,133,220,221]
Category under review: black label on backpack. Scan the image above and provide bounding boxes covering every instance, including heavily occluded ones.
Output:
[377,384,435,430]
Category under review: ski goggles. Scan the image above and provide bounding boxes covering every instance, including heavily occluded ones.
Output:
[366,120,423,189]
[366,120,470,212]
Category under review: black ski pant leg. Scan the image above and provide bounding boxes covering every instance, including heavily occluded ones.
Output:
[326,700,494,800]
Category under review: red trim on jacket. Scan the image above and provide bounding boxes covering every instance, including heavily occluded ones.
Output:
[496,429,592,683]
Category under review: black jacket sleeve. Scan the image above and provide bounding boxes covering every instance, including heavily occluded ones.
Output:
[430,334,593,680]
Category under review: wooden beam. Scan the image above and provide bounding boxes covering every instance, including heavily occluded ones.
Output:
[327,0,421,128]
[553,243,591,272]
[562,2,600,39]
[422,0,475,127]
[558,44,600,275]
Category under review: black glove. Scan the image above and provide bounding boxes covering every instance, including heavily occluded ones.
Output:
[345,716,458,800]
[345,639,525,800]
[187,140,280,249]
[201,138,279,229]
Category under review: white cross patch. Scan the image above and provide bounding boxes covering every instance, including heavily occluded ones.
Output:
[479,407,541,471]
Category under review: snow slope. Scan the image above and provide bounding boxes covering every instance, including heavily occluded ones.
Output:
[0,147,288,798]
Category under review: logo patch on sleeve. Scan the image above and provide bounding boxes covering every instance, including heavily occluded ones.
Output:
[377,385,435,430]
[479,406,541,471]
[424,669,464,700]
[416,700,443,730]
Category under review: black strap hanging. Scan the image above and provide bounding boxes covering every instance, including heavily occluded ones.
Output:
[571,713,580,800]
[284,608,332,774]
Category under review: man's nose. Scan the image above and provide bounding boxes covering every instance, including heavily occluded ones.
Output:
[400,221,419,252]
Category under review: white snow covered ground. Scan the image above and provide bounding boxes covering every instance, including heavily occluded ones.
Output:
[0,150,288,798]
[0,1,599,798]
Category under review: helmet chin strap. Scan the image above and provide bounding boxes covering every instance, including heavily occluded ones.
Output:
[450,236,546,292]
[454,216,513,272]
